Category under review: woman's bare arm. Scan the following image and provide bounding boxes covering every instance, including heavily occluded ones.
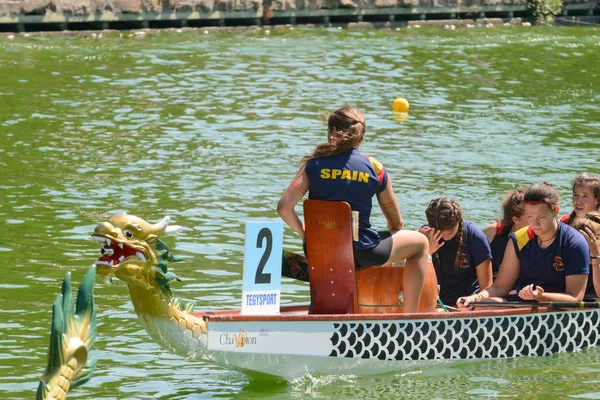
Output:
[277,165,309,239]
[375,178,403,231]
[457,242,520,307]
[519,274,588,302]
[475,259,493,291]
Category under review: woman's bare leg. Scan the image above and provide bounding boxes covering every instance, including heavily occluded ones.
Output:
[386,230,430,313]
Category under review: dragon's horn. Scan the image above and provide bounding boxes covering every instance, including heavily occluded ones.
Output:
[165,225,181,235]
[153,216,181,236]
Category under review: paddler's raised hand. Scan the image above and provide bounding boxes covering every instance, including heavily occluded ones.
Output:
[580,227,600,256]
[519,284,544,300]
[421,227,445,255]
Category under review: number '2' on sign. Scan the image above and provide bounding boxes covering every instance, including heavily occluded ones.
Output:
[241,222,283,315]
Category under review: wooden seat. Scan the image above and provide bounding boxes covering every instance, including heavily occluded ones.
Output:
[356,265,438,313]
[356,267,405,314]
[304,200,358,314]
[303,199,438,314]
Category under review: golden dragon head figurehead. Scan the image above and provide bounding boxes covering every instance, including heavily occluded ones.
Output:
[92,214,182,290]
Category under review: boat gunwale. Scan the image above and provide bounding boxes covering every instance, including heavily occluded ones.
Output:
[191,304,591,322]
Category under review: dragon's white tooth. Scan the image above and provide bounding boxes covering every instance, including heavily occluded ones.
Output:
[109,260,114,266]
[105,238,111,246]
[118,243,124,249]
[94,260,109,266]
[136,252,146,262]
[119,255,125,262]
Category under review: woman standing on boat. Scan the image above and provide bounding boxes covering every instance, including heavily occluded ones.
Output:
[277,106,431,313]
[560,172,600,225]
[421,198,493,306]
[482,188,527,276]
[457,183,590,308]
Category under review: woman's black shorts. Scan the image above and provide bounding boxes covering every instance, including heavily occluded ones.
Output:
[354,231,393,270]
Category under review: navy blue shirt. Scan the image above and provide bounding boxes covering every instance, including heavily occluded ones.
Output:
[305,148,388,251]
[586,268,595,299]
[490,220,512,275]
[430,220,492,306]
[511,222,589,293]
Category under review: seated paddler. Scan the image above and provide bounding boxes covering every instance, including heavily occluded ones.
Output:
[482,188,527,277]
[571,211,600,300]
[420,198,493,307]
[457,182,590,308]
[277,106,430,313]
[560,172,600,225]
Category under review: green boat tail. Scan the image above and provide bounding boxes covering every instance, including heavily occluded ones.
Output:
[36,266,97,400]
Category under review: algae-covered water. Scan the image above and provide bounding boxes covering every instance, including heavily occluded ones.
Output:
[1,26,600,399]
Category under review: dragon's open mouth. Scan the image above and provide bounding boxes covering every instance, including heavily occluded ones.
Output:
[92,235,147,268]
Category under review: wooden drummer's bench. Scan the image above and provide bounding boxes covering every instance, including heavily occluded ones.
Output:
[303,199,437,315]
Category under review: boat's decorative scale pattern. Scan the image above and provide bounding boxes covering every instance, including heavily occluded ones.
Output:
[330,310,600,360]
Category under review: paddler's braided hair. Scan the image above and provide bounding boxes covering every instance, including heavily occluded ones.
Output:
[301,106,366,165]
[565,172,600,226]
[425,198,464,270]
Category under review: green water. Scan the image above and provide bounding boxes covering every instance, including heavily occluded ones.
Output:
[1,26,600,399]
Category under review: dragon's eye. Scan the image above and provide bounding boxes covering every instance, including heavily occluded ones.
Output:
[124,230,134,239]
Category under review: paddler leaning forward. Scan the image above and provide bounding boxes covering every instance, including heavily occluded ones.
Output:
[458,182,590,309]
[277,106,431,313]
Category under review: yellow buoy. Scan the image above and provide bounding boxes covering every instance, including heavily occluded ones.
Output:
[392,98,409,113]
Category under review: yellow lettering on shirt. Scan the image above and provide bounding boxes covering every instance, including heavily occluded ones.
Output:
[358,172,369,183]
[319,168,370,183]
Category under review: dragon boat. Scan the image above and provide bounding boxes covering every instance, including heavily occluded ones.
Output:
[92,201,600,380]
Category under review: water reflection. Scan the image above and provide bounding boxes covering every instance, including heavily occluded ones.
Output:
[215,346,600,399]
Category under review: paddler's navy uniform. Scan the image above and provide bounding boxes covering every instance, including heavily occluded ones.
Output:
[558,214,596,298]
[490,220,512,276]
[428,220,492,306]
[305,148,391,268]
[511,223,589,293]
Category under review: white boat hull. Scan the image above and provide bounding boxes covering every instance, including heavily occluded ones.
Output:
[201,307,600,379]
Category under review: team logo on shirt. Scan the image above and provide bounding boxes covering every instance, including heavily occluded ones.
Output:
[459,252,469,268]
[553,256,565,272]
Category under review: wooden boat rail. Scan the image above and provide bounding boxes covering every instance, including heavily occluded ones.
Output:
[195,304,554,321]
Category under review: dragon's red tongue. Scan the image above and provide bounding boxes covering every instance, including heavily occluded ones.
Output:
[97,242,140,265]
